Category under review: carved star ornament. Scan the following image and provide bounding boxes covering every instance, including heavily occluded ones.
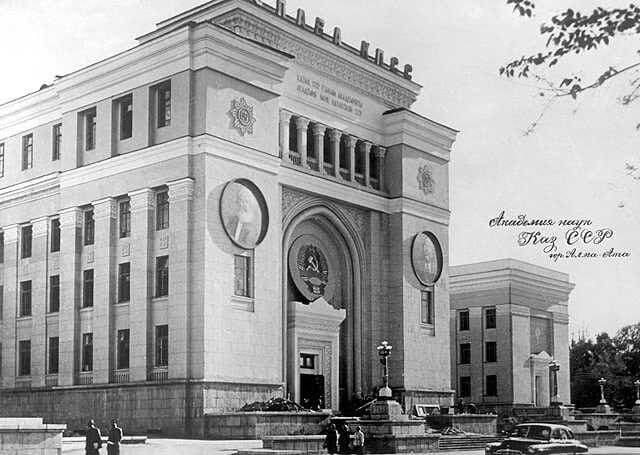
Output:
[229,97,257,136]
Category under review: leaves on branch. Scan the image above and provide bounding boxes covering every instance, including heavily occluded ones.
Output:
[507,0,535,17]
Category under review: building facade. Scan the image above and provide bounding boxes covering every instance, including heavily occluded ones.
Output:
[0,0,457,436]
[450,259,575,416]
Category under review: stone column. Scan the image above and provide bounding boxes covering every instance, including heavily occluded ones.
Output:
[279,111,292,161]
[312,124,326,173]
[363,142,372,187]
[128,188,154,382]
[295,117,310,168]
[30,217,49,387]
[376,146,387,192]
[1,225,19,388]
[58,208,83,386]
[167,178,194,379]
[329,129,341,178]
[346,135,356,182]
[92,198,117,384]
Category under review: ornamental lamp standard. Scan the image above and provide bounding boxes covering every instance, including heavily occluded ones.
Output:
[377,341,393,399]
[598,378,608,404]
[548,360,561,405]
[634,380,640,405]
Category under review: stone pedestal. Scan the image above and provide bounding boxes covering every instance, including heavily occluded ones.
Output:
[595,403,612,414]
[632,404,640,415]
[0,418,66,455]
[366,399,406,421]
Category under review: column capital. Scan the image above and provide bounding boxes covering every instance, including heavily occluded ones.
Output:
[168,178,195,202]
[361,141,373,152]
[345,135,357,149]
[279,110,293,122]
[295,117,310,129]
[328,129,342,141]
[375,146,387,158]
[31,216,49,237]
[59,207,84,228]
[92,197,117,220]
[312,123,326,136]
[2,224,20,242]
[129,188,155,211]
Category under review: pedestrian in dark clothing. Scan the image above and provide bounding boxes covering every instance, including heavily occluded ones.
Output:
[107,419,123,455]
[323,423,338,454]
[85,419,102,455]
[338,423,351,454]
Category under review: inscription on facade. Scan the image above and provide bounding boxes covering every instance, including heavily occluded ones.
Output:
[296,74,363,117]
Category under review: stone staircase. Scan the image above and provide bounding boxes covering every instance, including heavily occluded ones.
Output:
[438,435,503,451]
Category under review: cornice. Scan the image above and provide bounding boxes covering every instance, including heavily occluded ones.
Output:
[0,172,59,210]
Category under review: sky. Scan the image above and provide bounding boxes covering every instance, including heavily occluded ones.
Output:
[0,0,638,338]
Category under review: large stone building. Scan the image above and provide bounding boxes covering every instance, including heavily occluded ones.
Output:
[0,0,458,435]
[450,259,575,416]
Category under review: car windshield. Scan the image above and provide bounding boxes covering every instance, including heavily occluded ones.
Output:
[528,426,551,441]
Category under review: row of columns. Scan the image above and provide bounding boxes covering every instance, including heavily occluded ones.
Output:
[0,178,194,388]
[279,111,386,191]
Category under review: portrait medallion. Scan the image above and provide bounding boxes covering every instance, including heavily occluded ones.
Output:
[411,231,443,286]
[288,234,334,302]
[219,179,269,249]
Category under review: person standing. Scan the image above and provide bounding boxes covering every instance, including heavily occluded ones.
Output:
[323,423,338,455]
[85,420,102,455]
[353,426,365,454]
[338,423,351,454]
[107,419,123,455]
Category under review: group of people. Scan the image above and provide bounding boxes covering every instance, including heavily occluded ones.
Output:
[85,419,123,455]
[324,423,365,454]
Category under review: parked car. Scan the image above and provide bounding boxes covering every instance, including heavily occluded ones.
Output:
[485,423,588,454]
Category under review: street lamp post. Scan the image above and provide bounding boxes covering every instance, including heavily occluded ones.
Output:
[598,378,607,404]
[548,360,561,406]
[376,341,393,399]
[633,380,640,414]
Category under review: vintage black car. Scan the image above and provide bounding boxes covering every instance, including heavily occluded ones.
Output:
[486,423,588,454]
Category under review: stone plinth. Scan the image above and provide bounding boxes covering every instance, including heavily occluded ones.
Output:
[595,404,612,414]
[0,417,66,455]
[366,400,406,421]
[203,411,332,440]
[633,405,640,415]
[425,414,497,435]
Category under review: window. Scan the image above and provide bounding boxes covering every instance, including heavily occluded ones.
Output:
[234,255,253,298]
[0,142,4,177]
[82,269,94,308]
[119,95,133,140]
[155,81,171,128]
[486,374,497,396]
[485,308,496,329]
[460,343,471,364]
[119,200,131,238]
[118,262,130,303]
[18,340,31,376]
[81,333,93,372]
[49,275,60,313]
[459,376,471,397]
[19,280,32,317]
[156,191,169,230]
[155,325,168,367]
[52,123,62,160]
[0,231,4,262]
[50,218,60,252]
[22,134,33,170]
[83,210,94,246]
[420,289,434,324]
[0,285,3,320]
[84,108,97,151]
[486,341,497,363]
[21,225,32,258]
[48,337,59,374]
[300,353,315,369]
[117,329,130,370]
[155,256,169,297]
[459,310,470,331]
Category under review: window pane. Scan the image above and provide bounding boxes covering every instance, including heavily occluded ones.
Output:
[52,124,62,160]
[19,340,31,376]
[156,191,169,230]
[85,110,96,151]
[486,375,497,396]
[486,341,497,363]
[21,225,32,258]
[118,263,130,302]
[22,134,33,170]
[20,280,32,317]
[155,256,169,297]
[50,275,60,313]
[155,325,168,367]
[460,343,470,364]
[84,210,94,245]
[83,270,94,307]
[234,255,252,298]
[459,311,469,331]
[157,82,171,128]
[120,96,133,140]
[486,308,496,329]
[0,143,5,177]
[82,333,93,371]
[48,337,59,374]
[50,218,61,252]
[421,290,433,324]
[117,329,130,370]
[119,201,131,238]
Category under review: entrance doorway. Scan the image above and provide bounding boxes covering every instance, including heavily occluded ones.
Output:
[535,375,543,407]
[300,374,325,410]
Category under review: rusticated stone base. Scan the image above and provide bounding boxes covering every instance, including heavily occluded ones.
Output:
[203,411,332,439]
[0,417,66,455]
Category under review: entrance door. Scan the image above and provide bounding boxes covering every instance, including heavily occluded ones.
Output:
[300,374,325,410]
[535,375,543,407]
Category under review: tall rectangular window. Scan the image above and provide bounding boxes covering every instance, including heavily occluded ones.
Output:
[48,337,59,374]
[485,308,497,329]
[460,343,471,364]
[84,109,96,151]
[0,231,4,262]
[118,262,130,303]
[52,123,62,160]
[117,329,130,370]
[81,333,93,372]
[119,200,131,238]
[155,325,168,367]
[486,341,497,363]
[459,310,470,331]
[486,375,498,397]
[50,218,61,252]
[0,285,4,320]
[82,269,94,308]
[119,95,133,140]
[21,225,32,258]
[156,191,169,230]
[49,275,60,313]
[420,289,434,324]
[460,376,471,397]
[0,142,4,177]
[155,256,169,297]
[234,255,253,298]
[84,209,94,246]
[156,81,171,128]
[19,280,32,317]
[18,340,31,376]
[22,134,33,170]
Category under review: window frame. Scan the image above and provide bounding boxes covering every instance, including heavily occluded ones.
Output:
[18,339,31,376]
[155,190,169,230]
[82,269,94,308]
[486,374,498,397]
[420,288,434,325]
[84,108,97,151]
[49,275,60,313]
[233,254,253,298]
[459,310,470,331]
[83,209,94,246]
[81,333,93,372]
[155,324,169,367]
[116,329,130,370]
[19,280,32,317]
[50,218,61,252]
[48,336,59,374]
[485,341,497,363]
[21,225,33,258]
[155,81,171,128]
[52,123,62,161]
[118,262,131,303]
[459,376,471,398]
[0,142,5,177]
[155,255,169,297]
[119,95,133,140]
[459,343,471,365]
[119,200,131,238]
[485,307,497,329]
[21,133,33,170]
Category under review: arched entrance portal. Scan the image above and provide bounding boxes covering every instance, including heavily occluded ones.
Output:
[282,203,365,412]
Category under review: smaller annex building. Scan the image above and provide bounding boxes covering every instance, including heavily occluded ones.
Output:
[449,259,575,416]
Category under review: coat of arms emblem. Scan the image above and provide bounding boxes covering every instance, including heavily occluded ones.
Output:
[297,244,329,296]
[417,164,434,196]
[228,97,256,136]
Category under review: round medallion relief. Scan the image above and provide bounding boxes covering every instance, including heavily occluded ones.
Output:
[411,231,443,286]
[288,234,334,302]
[219,179,269,249]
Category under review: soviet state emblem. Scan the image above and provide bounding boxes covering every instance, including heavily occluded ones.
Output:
[229,97,256,136]
[417,164,434,196]
[297,244,329,296]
